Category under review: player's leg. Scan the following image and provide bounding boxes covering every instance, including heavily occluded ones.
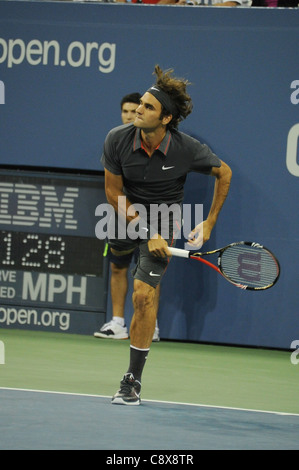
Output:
[111,279,157,406]
[111,215,181,405]
[94,247,134,340]
[110,261,129,320]
[111,242,168,405]
[131,279,158,349]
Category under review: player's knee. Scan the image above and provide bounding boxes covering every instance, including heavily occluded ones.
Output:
[132,281,155,314]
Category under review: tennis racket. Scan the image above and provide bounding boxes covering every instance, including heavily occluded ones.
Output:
[169,241,280,291]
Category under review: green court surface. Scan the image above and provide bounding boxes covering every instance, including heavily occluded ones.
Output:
[0,328,298,415]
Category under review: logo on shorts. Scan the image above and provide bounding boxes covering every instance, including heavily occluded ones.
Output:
[149,271,160,277]
[162,165,175,171]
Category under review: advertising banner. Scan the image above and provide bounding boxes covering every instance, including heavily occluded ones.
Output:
[0,1,298,348]
[0,168,108,334]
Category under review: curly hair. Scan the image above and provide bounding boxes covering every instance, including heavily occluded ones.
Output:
[153,65,193,130]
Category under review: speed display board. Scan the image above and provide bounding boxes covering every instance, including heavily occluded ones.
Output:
[0,167,108,334]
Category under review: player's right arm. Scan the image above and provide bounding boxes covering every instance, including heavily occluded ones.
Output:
[105,169,138,224]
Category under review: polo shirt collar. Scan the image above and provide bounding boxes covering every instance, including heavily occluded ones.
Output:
[133,128,172,156]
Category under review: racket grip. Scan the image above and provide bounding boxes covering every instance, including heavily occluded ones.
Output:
[168,247,190,258]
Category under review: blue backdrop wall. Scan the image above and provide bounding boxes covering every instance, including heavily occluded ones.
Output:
[0,1,298,349]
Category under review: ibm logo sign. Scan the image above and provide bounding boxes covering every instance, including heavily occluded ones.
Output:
[0,80,4,104]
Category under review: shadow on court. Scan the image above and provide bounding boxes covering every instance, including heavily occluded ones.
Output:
[0,388,298,450]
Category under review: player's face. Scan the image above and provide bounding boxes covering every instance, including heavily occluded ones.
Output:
[134,92,164,130]
[121,102,139,124]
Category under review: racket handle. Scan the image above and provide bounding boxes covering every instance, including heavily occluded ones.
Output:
[168,247,190,258]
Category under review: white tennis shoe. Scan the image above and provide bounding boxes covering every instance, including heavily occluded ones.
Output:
[94,320,160,341]
[94,320,129,340]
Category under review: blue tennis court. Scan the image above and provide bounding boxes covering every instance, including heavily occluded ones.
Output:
[1,330,298,451]
[1,388,298,450]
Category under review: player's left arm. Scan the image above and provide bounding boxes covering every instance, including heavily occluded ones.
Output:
[188,160,232,247]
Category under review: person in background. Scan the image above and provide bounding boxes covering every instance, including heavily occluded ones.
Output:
[94,92,161,342]
[120,93,142,124]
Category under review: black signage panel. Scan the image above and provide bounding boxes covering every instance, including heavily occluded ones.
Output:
[0,168,108,334]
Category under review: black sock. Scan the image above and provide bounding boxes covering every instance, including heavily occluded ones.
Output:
[127,345,150,383]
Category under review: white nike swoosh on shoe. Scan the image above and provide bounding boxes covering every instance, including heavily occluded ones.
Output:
[162,165,175,170]
[149,271,160,277]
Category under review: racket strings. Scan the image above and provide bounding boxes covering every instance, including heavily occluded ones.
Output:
[220,245,279,288]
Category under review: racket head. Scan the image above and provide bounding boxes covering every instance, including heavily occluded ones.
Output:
[217,241,280,290]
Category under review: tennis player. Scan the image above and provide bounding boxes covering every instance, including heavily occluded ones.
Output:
[101,65,232,405]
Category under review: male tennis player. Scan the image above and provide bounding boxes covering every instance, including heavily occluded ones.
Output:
[101,65,232,405]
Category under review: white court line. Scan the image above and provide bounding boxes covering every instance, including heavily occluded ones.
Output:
[1,386,299,417]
